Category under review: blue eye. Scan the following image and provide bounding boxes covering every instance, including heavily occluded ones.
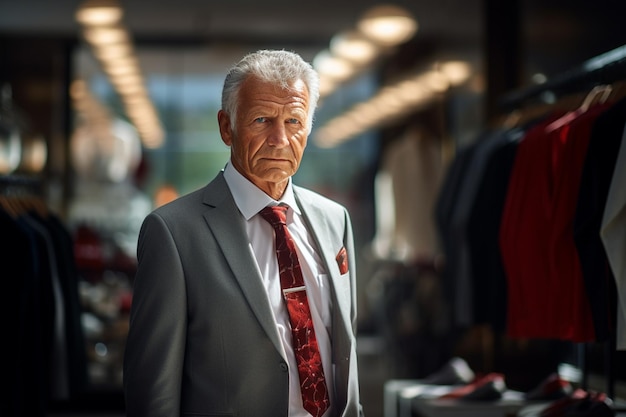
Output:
[255,117,267,123]
[287,118,300,124]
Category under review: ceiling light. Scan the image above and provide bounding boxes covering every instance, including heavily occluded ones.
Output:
[102,58,139,77]
[313,50,355,81]
[75,0,164,149]
[423,70,450,92]
[439,61,471,85]
[330,30,380,66]
[76,0,123,26]
[115,81,146,96]
[93,42,133,61]
[83,26,128,46]
[357,5,418,46]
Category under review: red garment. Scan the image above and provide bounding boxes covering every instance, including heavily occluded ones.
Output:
[500,102,612,341]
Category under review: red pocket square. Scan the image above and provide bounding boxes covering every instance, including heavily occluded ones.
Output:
[336,246,349,274]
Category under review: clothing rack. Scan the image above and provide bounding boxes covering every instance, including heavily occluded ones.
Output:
[499,44,626,111]
[1,172,89,414]
[497,45,626,408]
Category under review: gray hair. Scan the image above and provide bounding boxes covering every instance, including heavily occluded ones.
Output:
[221,50,320,134]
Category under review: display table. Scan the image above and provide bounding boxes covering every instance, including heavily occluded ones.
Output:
[411,393,528,417]
[385,380,458,417]
[385,380,528,417]
[385,378,625,417]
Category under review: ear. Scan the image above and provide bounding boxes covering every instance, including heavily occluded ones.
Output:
[217,110,233,146]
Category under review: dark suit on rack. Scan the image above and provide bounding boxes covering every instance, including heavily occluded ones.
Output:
[1,205,87,416]
[466,128,522,332]
[574,97,626,341]
[0,209,46,417]
[123,172,362,417]
[435,141,480,330]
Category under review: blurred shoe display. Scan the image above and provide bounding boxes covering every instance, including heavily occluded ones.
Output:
[421,356,476,385]
[526,372,574,401]
[439,373,507,401]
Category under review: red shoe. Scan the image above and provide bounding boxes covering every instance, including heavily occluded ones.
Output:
[439,373,506,401]
[421,357,476,385]
[539,389,614,417]
[526,373,573,401]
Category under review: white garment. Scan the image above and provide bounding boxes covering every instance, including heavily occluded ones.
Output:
[373,127,443,261]
[600,124,626,350]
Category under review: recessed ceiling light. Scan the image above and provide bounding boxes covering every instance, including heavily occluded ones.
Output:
[357,5,418,46]
[76,0,123,26]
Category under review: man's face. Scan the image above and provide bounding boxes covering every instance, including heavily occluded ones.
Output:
[218,76,310,197]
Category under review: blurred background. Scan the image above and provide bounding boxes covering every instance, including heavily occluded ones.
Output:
[2,0,626,416]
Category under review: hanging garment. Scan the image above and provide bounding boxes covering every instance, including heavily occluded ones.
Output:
[22,214,70,400]
[499,113,562,340]
[600,116,626,350]
[573,97,626,342]
[466,127,523,332]
[0,208,47,417]
[390,129,443,259]
[500,100,612,342]
[434,140,481,328]
[447,128,509,328]
[0,200,88,417]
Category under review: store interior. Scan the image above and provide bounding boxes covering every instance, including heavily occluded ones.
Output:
[2,0,626,416]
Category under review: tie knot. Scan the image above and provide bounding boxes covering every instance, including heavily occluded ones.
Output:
[259,205,288,227]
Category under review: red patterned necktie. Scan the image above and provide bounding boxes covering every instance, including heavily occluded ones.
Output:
[260,205,330,417]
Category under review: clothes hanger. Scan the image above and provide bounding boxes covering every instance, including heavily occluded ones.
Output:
[496,89,585,130]
[501,110,522,129]
[578,85,612,112]
[545,84,613,132]
[497,99,565,131]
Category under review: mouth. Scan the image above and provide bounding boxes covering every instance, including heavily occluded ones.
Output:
[261,155,290,162]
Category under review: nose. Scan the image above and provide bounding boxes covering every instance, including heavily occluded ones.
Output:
[266,121,290,148]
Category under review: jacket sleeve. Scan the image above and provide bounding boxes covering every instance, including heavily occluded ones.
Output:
[123,212,187,417]
[341,205,365,417]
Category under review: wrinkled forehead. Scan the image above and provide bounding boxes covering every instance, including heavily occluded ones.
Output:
[243,75,309,96]
[239,76,310,109]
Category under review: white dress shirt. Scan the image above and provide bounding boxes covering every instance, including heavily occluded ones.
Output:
[223,162,335,416]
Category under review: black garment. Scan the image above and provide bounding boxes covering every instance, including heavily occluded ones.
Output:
[45,213,89,398]
[0,206,88,417]
[574,97,626,341]
[466,128,522,332]
[434,140,481,329]
[0,209,49,417]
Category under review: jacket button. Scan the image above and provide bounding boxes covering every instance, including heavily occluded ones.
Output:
[279,363,288,372]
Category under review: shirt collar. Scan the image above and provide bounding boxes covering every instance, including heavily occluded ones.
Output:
[223,160,300,220]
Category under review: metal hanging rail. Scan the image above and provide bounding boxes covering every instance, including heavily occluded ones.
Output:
[499,44,626,111]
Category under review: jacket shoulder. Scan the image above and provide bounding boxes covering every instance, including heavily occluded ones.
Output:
[151,186,206,219]
[151,172,228,220]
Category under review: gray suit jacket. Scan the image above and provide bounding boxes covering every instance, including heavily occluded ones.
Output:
[123,172,363,417]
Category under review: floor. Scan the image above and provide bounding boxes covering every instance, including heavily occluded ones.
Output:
[358,335,397,417]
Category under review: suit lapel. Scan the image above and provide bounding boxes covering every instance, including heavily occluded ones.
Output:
[201,173,283,355]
